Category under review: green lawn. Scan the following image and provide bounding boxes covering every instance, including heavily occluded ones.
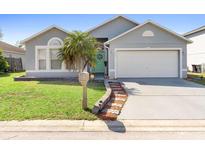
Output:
[0,72,105,121]
[187,72,205,85]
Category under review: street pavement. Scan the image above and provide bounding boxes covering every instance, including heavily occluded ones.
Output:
[2,131,205,140]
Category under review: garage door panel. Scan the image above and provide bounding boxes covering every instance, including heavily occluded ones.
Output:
[116,50,178,78]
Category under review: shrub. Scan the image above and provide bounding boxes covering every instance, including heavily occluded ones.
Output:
[0,49,9,72]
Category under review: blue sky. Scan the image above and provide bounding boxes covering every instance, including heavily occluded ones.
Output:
[0,14,205,45]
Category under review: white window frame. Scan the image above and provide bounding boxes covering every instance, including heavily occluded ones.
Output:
[113,48,183,78]
[36,47,47,70]
[35,37,64,71]
[47,37,64,46]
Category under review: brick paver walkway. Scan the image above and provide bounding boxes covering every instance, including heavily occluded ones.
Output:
[98,82,128,120]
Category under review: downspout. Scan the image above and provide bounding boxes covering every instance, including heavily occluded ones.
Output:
[104,43,109,78]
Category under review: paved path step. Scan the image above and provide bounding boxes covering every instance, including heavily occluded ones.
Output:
[107,102,124,108]
[101,108,120,115]
[111,93,127,96]
[97,82,128,120]
[104,105,122,111]
[112,91,126,94]
[98,113,117,120]
[111,97,127,101]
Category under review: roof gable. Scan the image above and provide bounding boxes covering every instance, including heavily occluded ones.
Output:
[21,25,68,44]
[88,16,139,40]
[87,15,139,33]
[105,20,192,44]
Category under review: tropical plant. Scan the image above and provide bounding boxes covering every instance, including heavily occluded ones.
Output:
[58,31,98,72]
[0,49,9,72]
[58,31,99,110]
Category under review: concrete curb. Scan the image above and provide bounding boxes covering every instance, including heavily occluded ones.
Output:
[1,120,205,132]
[92,80,112,114]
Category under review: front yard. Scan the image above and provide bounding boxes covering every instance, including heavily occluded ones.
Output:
[187,72,205,85]
[0,72,105,120]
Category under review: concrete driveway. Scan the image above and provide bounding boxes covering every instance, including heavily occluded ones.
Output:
[118,78,205,119]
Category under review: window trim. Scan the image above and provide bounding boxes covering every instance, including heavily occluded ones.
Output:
[50,48,62,70]
[37,49,47,70]
[35,45,64,71]
[47,37,63,46]
[35,37,64,71]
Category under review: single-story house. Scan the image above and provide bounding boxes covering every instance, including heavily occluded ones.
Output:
[184,26,205,72]
[0,41,25,71]
[21,15,192,79]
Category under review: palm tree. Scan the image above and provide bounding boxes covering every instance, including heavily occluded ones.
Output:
[58,31,99,110]
[58,31,98,72]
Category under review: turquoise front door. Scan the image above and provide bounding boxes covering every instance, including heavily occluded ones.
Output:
[91,50,105,73]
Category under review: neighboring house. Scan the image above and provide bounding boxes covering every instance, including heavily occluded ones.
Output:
[184,26,205,72]
[21,15,191,79]
[0,41,25,71]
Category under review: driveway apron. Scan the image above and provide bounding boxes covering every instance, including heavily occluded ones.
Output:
[117,78,205,120]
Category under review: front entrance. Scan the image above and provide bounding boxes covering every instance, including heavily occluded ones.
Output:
[90,50,105,73]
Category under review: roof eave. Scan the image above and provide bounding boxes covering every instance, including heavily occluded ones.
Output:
[183,27,205,37]
[21,25,68,44]
[87,15,139,33]
[105,20,192,45]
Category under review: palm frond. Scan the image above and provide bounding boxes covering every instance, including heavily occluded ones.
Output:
[58,31,98,71]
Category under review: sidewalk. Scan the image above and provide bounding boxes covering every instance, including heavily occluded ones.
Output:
[1,120,205,132]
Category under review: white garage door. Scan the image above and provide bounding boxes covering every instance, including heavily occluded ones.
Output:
[116,50,179,78]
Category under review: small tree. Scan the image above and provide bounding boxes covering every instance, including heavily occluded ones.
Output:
[58,31,99,110]
[0,49,9,72]
[58,31,98,72]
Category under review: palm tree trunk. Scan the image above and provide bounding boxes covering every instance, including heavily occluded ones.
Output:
[65,61,69,69]
[82,60,89,72]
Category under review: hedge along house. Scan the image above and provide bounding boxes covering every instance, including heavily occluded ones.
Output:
[21,15,192,79]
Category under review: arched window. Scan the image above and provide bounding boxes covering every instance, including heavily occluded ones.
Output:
[48,37,63,70]
[48,37,63,46]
